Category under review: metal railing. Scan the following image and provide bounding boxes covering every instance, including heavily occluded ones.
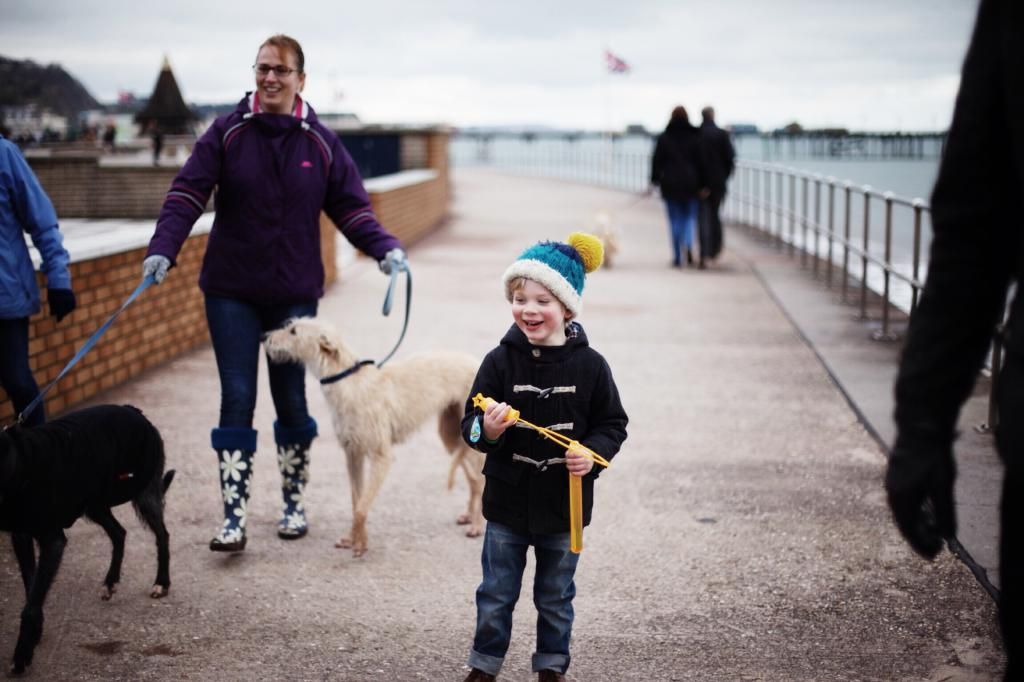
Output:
[726,159,1004,430]
[726,159,930,340]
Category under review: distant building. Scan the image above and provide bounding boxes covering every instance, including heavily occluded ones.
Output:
[728,123,759,135]
[134,56,197,135]
[318,112,362,131]
[0,104,68,140]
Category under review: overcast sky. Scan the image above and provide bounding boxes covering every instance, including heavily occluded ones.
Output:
[2,0,978,132]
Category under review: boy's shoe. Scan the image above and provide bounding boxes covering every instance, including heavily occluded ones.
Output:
[538,671,565,682]
[464,669,497,681]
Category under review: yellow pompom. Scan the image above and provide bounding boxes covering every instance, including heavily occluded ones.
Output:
[567,232,604,273]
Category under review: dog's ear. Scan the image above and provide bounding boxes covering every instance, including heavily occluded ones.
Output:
[318,334,340,358]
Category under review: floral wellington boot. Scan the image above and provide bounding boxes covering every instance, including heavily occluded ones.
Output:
[209,427,257,552]
[274,419,317,540]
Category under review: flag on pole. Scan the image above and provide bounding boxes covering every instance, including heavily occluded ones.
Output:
[604,49,630,74]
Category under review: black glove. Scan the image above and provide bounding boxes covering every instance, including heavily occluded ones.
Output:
[884,440,956,559]
[47,288,77,322]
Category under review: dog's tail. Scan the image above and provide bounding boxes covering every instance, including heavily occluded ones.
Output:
[439,402,466,490]
[162,470,176,493]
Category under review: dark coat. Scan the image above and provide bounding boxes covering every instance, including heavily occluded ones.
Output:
[461,323,628,535]
[0,405,166,537]
[146,93,401,305]
[650,119,708,202]
[700,120,736,193]
[893,0,1024,446]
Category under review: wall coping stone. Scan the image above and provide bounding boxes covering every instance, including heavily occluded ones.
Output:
[364,169,438,192]
[28,213,214,266]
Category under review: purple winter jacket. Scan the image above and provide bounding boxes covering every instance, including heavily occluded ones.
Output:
[146,93,401,304]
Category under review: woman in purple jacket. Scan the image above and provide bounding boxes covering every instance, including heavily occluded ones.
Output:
[143,35,405,552]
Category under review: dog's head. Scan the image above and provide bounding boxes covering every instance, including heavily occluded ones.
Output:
[263,317,357,379]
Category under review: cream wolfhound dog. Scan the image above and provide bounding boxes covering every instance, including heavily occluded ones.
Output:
[263,317,483,556]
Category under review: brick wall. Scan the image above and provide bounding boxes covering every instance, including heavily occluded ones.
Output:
[0,234,210,424]
[27,155,186,219]
[368,173,448,246]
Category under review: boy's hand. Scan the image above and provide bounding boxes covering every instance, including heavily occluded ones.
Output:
[482,401,514,441]
[566,444,594,477]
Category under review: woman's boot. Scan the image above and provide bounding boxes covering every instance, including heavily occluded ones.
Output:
[274,418,317,540]
[209,427,257,552]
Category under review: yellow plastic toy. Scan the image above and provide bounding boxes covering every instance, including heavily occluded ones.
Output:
[472,393,610,553]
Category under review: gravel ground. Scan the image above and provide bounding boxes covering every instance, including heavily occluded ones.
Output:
[0,169,1004,680]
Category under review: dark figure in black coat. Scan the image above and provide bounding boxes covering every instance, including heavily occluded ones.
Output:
[0,405,174,676]
[650,106,709,268]
[886,0,1023,677]
[698,107,735,265]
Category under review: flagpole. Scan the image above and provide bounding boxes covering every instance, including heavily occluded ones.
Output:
[603,47,610,186]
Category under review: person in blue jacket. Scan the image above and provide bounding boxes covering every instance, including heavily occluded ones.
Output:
[0,134,76,427]
[143,34,406,552]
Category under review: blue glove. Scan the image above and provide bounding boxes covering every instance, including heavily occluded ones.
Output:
[142,255,172,284]
[47,288,76,322]
[378,248,407,275]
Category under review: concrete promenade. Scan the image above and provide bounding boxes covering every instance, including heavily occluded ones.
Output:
[0,169,1006,680]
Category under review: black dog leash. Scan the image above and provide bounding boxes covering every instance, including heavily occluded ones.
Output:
[9,276,156,429]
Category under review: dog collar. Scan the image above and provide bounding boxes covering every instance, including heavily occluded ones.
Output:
[320,359,375,385]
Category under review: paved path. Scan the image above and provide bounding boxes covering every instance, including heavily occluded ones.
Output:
[0,169,1005,680]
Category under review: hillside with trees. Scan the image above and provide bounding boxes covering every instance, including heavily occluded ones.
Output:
[0,55,100,118]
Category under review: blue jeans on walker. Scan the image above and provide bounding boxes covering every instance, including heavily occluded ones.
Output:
[665,198,698,266]
[468,521,581,676]
[204,296,317,432]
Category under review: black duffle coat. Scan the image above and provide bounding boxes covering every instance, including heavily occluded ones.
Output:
[461,323,628,535]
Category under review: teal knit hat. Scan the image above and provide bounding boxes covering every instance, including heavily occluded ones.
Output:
[502,232,604,317]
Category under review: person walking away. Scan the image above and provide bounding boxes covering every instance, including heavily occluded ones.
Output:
[0,133,76,427]
[698,106,735,266]
[460,232,628,681]
[650,106,709,268]
[142,34,406,553]
[102,123,117,153]
[886,0,1023,677]
[150,123,164,166]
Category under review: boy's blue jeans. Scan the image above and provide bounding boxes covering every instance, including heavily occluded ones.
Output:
[664,198,698,265]
[468,521,581,676]
[204,296,317,433]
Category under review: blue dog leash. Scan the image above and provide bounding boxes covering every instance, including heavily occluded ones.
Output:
[13,275,157,427]
[377,261,412,367]
[319,262,412,385]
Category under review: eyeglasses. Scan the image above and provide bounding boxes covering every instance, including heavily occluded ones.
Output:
[253,63,298,77]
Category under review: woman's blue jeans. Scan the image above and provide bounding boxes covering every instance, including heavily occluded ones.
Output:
[665,198,698,266]
[204,296,317,434]
[468,521,580,676]
[0,317,43,427]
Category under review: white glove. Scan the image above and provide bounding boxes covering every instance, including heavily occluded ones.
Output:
[378,248,407,275]
[142,255,172,284]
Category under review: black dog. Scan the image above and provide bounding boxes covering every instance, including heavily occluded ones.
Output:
[0,404,174,676]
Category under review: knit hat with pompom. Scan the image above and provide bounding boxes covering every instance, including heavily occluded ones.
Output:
[502,232,604,317]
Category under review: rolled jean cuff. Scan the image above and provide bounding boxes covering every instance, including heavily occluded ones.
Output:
[273,417,318,446]
[532,652,570,674]
[211,426,258,452]
[467,650,503,677]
